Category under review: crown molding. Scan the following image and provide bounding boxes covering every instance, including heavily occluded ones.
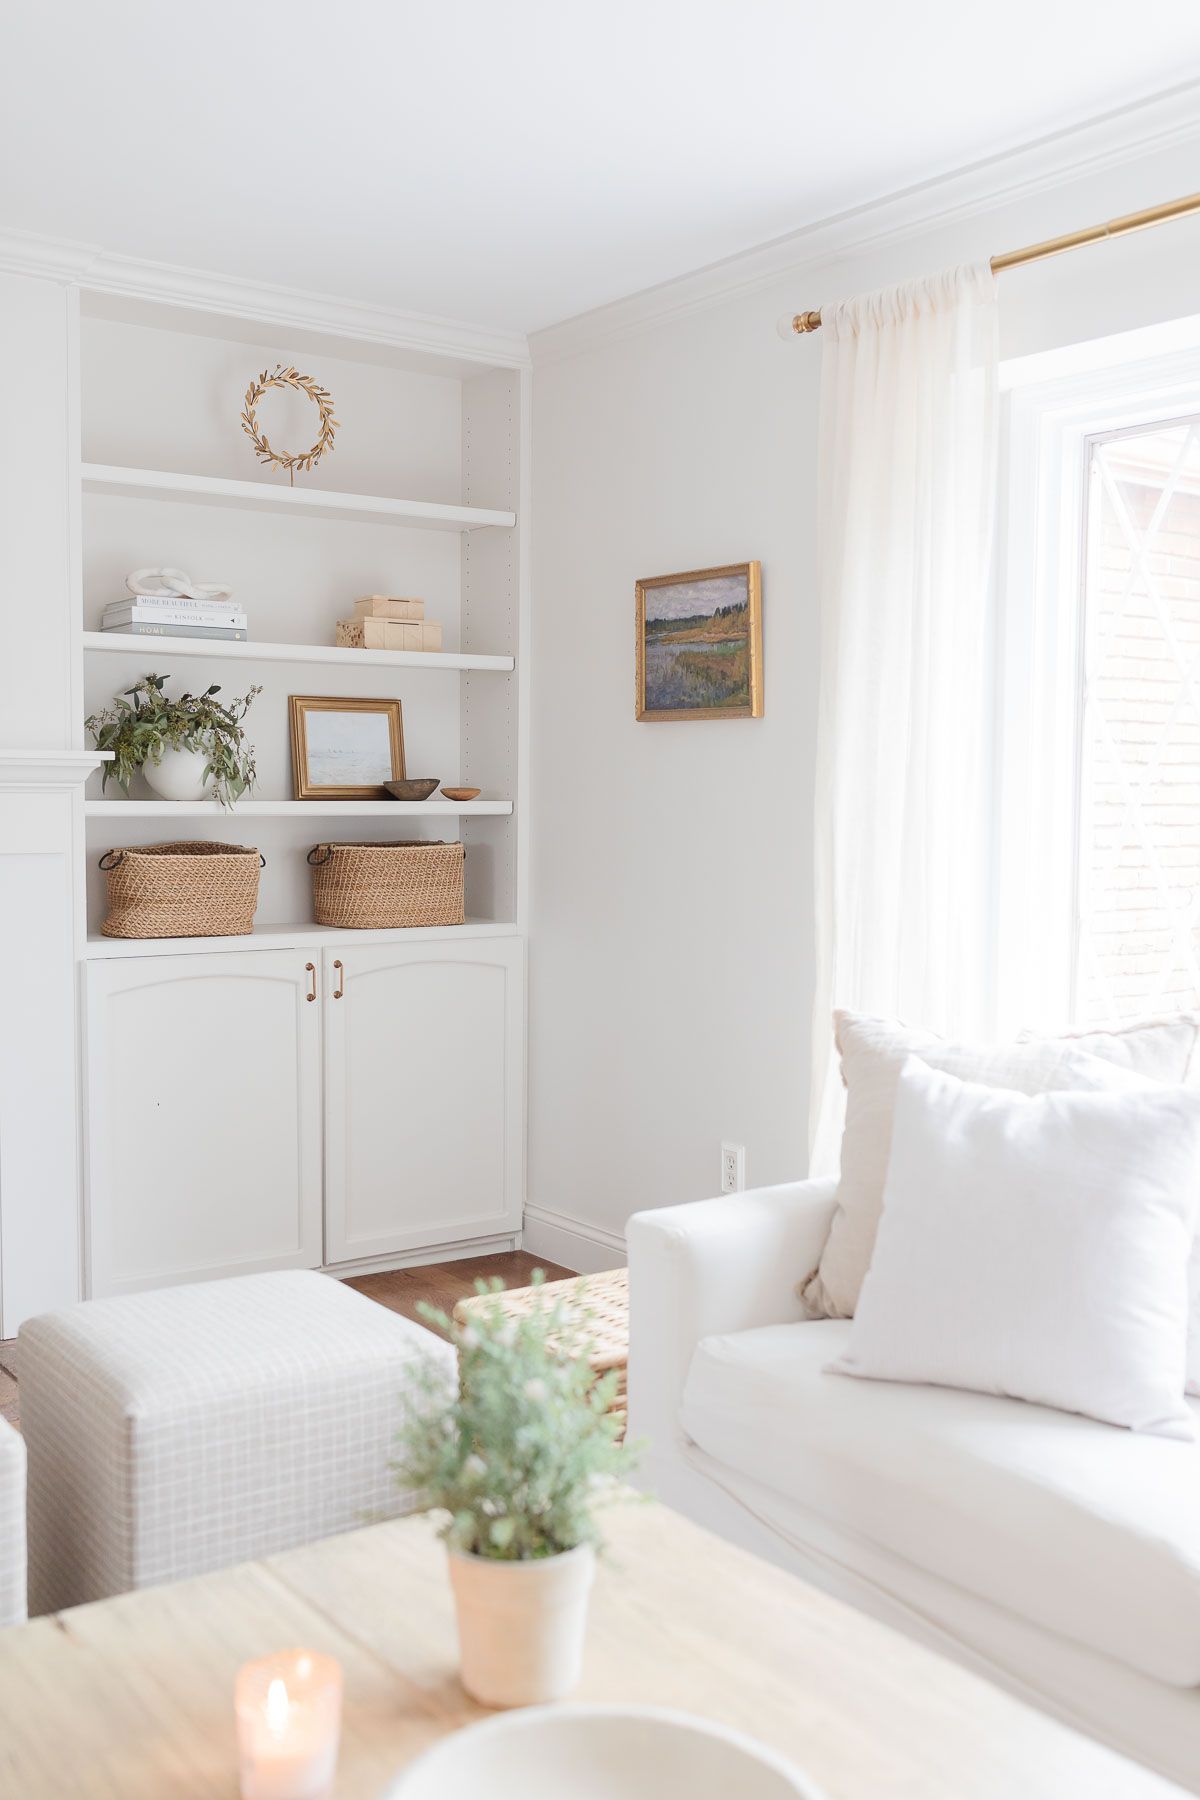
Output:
[530,78,1200,366]
[0,227,530,370]
[0,750,111,788]
[3,76,1198,374]
[0,229,97,284]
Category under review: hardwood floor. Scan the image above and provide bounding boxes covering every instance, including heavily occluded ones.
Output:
[0,1252,575,1433]
[344,1249,574,1335]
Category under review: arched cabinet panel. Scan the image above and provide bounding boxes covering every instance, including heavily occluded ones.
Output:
[84,950,323,1296]
[323,939,524,1263]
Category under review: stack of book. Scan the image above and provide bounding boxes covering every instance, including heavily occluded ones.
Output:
[336,594,442,653]
[101,595,248,641]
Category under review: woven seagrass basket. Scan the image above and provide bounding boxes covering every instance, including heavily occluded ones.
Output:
[454,1269,630,1439]
[99,841,263,939]
[307,840,465,929]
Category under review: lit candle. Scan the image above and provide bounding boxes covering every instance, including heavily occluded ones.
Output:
[234,1649,343,1800]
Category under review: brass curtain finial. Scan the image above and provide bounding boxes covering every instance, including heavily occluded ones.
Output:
[785,188,1200,336]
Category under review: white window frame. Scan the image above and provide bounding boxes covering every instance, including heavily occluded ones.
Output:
[994,342,1200,1035]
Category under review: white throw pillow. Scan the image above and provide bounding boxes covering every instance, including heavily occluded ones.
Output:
[800,1008,1200,1319]
[828,1057,1200,1439]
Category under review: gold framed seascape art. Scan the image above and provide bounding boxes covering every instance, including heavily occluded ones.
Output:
[288,695,405,799]
[636,561,763,720]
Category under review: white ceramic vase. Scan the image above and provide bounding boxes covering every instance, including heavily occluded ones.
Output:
[143,744,213,802]
[447,1543,595,1708]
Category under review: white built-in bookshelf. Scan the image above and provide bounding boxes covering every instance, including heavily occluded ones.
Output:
[81,630,514,673]
[81,462,517,530]
[0,243,536,1321]
[76,295,529,952]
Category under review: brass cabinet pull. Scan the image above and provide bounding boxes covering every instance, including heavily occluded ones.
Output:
[333,959,345,1000]
[305,962,317,1003]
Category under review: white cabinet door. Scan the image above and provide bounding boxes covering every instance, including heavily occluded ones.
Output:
[323,938,524,1263]
[85,949,323,1297]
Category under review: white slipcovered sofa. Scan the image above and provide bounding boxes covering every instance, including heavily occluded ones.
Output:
[627,1178,1200,1795]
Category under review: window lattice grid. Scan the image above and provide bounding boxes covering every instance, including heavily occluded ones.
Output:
[1076,419,1200,1025]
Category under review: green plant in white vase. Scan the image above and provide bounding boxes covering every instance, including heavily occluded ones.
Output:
[396,1275,639,1708]
[86,673,261,808]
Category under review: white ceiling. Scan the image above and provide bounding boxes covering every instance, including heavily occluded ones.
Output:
[3,1,1200,335]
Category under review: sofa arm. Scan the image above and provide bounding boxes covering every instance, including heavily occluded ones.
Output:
[626,1178,837,1462]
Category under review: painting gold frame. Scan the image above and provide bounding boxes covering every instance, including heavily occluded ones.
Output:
[288,694,406,799]
[635,561,763,721]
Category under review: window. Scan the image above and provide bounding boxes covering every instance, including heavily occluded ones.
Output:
[1076,420,1200,1023]
[995,341,1200,1035]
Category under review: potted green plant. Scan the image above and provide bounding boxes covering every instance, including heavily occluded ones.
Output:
[86,674,261,808]
[396,1277,639,1708]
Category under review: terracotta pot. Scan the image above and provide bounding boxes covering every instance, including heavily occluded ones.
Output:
[143,744,213,802]
[447,1543,595,1708]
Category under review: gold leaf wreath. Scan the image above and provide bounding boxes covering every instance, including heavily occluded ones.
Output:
[240,364,339,485]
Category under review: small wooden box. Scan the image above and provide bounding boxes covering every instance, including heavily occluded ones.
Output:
[353,595,426,620]
[337,618,443,652]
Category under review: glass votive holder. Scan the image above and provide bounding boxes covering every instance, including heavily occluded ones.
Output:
[234,1648,343,1800]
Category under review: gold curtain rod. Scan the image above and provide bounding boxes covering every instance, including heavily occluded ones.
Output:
[790,189,1200,334]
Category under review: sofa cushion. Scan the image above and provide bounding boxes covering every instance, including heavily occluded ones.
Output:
[828,1058,1199,1439]
[681,1319,1200,1686]
[801,1008,1200,1320]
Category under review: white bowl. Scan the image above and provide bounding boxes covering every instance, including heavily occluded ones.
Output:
[383,1704,826,1799]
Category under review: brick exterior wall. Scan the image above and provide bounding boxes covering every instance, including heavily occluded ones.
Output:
[1077,441,1200,1023]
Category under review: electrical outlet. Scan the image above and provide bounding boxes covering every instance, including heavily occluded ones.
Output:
[720,1141,746,1194]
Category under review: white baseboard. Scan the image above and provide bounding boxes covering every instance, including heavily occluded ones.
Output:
[521,1204,626,1274]
[327,1234,520,1280]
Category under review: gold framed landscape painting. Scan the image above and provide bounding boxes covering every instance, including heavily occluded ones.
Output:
[636,561,763,720]
[288,694,405,799]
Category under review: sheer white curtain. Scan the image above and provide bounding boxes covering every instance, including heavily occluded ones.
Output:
[809,264,1000,1172]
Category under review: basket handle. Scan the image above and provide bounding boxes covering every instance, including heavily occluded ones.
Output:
[306,845,332,866]
[101,849,264,868]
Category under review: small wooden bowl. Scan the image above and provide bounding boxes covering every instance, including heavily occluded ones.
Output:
[385,778,440,802]
[441,786,481,802]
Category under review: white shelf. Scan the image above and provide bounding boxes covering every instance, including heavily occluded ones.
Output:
[81,463,517,532]
[81,631,514,673]
[82,918,520,960]
[85,798,512,819]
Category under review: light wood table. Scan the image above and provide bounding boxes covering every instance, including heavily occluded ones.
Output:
[0,1500,1184,1798]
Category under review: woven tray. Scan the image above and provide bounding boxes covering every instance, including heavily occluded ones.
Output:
[454,1269,629,1436]
[99,841,262,939]
[307,840,465,929]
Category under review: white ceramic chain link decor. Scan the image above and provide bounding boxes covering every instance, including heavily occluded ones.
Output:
[125,567,233,600]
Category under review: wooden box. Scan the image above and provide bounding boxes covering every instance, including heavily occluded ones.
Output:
[353,595,426,620]
[337,618,443,652]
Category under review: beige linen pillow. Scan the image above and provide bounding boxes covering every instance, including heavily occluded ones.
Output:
[800,1007,1200,1320]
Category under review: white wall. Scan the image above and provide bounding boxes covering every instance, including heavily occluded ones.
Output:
[527,131,1200,1260]
[0,274,76,750]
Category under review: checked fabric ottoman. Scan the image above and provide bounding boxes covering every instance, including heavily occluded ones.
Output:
[0,1417,27,1626]
[19,1269,454,1616]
